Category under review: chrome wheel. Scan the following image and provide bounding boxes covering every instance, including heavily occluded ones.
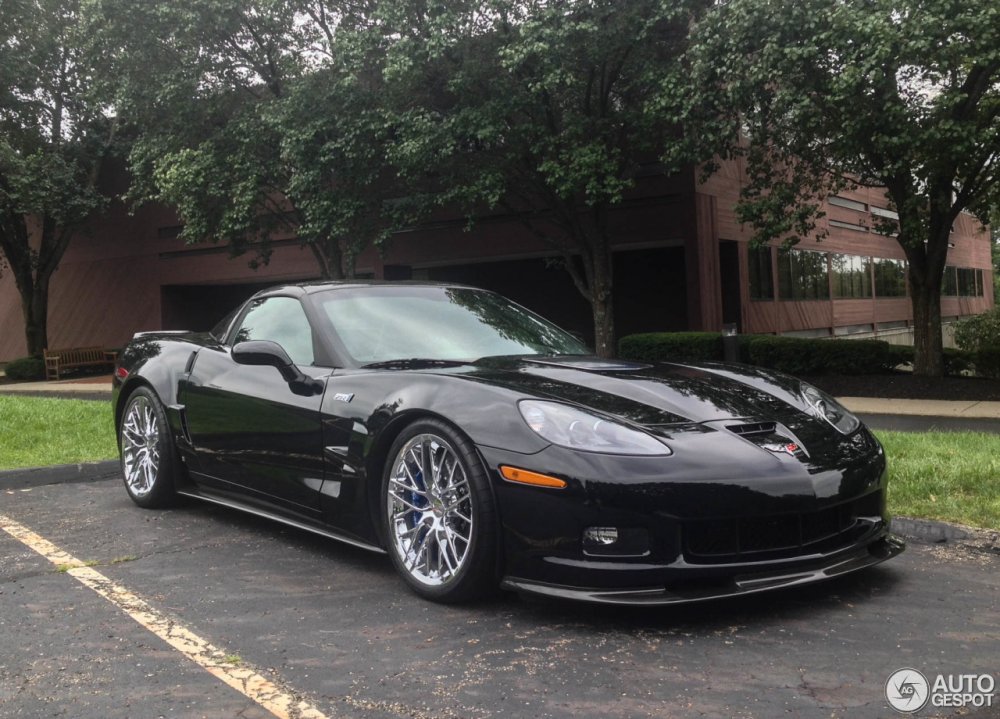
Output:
[120,394,161,498]
[386,433,474,587]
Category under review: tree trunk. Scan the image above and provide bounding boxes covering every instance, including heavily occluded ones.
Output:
[910,280,944,377]
[590,248,615,358]
[22,280,50,357]
[311,238,344,280]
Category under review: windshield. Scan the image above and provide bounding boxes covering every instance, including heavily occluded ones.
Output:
[314,286,589,365]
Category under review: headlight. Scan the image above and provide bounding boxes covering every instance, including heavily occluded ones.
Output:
[518,400,671,455]
[800,383,860,435]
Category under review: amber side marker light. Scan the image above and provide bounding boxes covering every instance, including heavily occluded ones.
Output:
[499,465,567,489]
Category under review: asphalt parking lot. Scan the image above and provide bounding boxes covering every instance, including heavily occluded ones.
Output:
[1,465,998,719]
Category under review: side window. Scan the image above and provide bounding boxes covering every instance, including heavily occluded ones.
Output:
[232,297,315,366]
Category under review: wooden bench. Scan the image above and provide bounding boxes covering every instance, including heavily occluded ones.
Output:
[43,347,115,381]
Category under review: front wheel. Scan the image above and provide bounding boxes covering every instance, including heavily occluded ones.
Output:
[382,419,498,603]
[118,387,178,508]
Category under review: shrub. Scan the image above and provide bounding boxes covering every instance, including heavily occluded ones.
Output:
[5,356,45,381]
[954,308,1000,354]
[943,347,974,376]
[886,344,915,368]
[745,336,894,375]
[620,332,898,375]
[953,309,1000,378]
[619,332,724,363]
[971,346,1000,379]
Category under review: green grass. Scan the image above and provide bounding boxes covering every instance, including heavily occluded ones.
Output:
[0,395,116,470]
[878,430,1000,530]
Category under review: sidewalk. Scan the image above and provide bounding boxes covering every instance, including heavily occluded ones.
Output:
[839,396,1000,419]
[4,376,1000,419]
[0,377,111,394]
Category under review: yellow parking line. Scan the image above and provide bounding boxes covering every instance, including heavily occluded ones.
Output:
[0,513,330,719]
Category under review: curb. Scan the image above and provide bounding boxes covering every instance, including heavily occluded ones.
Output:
[890,516,971,544]
[890,516,999,550]
[0,460,120,490]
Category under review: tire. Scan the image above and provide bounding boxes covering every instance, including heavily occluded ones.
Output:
[118,387,178,508]
[381,419,498,603]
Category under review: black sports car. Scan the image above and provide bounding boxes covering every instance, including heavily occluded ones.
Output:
[112,282,903,605]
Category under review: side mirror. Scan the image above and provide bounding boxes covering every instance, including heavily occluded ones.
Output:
[232,340,323,396]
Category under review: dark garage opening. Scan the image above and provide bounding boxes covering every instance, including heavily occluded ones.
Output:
[161,282,282,332]
[425,247,688,349]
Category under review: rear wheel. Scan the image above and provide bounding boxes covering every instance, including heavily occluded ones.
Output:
[118,387,178,508]
[382,419,498,602]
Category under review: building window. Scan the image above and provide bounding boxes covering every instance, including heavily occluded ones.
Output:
[976,269,985,296]
[873,258,907,297]
[942,266,958,296]
[778,248,830,301]
[829,219,869,233]
[828,195,867,212]
[870,205,899,220]
[748,245,774,300]
[957,268,978,297]
[831,254,872,298]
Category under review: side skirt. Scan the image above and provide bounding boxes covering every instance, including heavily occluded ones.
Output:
[175,486,387,555]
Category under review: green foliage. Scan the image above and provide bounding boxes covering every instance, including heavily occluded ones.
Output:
[971,346,1000,380]
[954,308,1000,378]
[688,0,1000,375]
[0,0,117,354]
[745,337,895,376]
[85,0,398,279]
[954,308,1000,353]
[86,0,725,355]
[4,356,45,381]
[0,396,116,470]
[362,0,722,356]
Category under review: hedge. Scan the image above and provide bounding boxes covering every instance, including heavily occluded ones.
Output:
[972,346,1000,379]
[619,332,968,376]
[4,356,45,381]
[746,336,896,375]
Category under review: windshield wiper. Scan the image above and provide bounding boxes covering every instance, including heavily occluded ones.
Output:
[361,358,471,370]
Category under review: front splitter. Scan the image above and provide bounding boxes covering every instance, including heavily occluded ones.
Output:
[501,534,905,606]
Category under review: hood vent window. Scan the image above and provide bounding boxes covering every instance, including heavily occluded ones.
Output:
[727,421,777,437]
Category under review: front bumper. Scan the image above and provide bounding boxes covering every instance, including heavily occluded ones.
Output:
[501,533,904,606]
[480,430,899,605]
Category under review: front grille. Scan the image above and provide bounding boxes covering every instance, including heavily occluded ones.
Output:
[684,491,882,561]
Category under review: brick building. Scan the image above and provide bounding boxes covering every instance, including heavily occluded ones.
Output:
[0,158,992,362]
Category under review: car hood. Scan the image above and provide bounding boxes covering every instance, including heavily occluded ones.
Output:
[453,355,814,429]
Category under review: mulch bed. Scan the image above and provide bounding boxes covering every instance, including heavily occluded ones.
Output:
[803,373,1000,402]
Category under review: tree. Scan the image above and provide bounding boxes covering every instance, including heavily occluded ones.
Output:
[0,0,116,356]
[369,0,717,357]
[689,0,1000,376]
[86,0,405,279]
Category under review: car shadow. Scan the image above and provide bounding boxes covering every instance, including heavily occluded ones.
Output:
[167,495,905,631]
